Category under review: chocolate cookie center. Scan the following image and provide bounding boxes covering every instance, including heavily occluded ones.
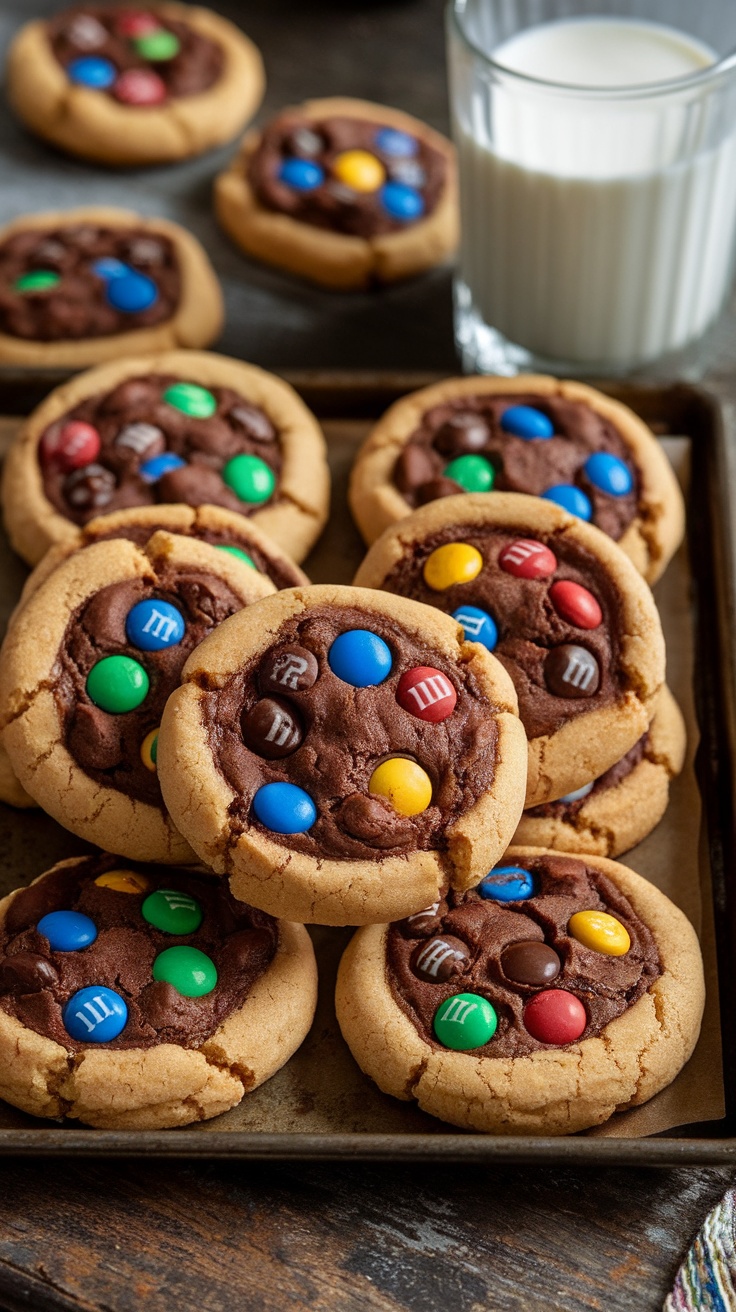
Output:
[0,857,277,1052]
[0,225,180,342]
[203,604,500,861]
[249,113,447,239]
[387,853,661,1057]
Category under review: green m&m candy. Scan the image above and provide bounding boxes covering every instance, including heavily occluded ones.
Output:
[142,889,203,935]
[433,992,498,1050]
[222,454,275,505]
[214,544,257,569]
[14,270,61,294]
[444,454,495,493]
[163,381,217,418]
[86,655,149,713]
[134,30,181,60]
[153,946,217,997]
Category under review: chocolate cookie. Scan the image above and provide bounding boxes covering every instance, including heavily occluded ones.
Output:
[2,349,330,567]
[336,847,704,1135]
[0,855,317,1128]
[349,375,685,585]
[215,97,458,290]
[157,584,527,926]
[0,531,273,862]
[6,3,264,166]
[353,492,666,807]
[515,686,686,858]
[0,207,222,368]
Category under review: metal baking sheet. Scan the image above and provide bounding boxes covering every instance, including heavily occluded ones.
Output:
[0,371,734,1163]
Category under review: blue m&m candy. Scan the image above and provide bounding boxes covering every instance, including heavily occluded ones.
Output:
[63,986,128,1042]
[126,599,185,652]
[375,127,418,158]
[583,452,634,497]
[500,406,554,440]
[380,182,425,221]
[279,158,324,191]
[252,782,317,834]
[559,782,595,804]
[328,630,392,687]
[68,56,116,88]
[37,910,97,952]
[92,257,127,279]
[452,605,498,651]
[105,269,158,314]
[542,484,592,521]
[479,865,535,902]
[140,452,186,483]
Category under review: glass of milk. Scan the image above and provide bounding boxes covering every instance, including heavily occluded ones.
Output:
[447,0,736,376]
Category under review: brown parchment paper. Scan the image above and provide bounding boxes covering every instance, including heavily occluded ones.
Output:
[0,417,724,1140]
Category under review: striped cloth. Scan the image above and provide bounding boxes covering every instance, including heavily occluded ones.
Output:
[665,1190,736,1311]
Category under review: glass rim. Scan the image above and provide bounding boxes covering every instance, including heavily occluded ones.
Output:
[448,0,736,99]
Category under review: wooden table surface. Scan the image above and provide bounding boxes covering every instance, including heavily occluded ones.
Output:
[0,0,734,1308]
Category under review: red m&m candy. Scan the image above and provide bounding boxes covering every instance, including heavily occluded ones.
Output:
[549,581,602,629]
[113,69,167,105]
[116,11,161,36]
[396,666,457,722]
[523,989,587,1045]
[40,421,101,471]
[499,538,557,579]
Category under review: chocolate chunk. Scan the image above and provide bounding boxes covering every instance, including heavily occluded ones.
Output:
[337,793,415,848]
[230,405,276,443]
[63,463,116,511]
[501,940,561,987]
[433,412,490,458]
[241,697,303,759]
[67,705,126,771]
[259,644,319,695]
[416,477,463,505]
[395,445,436,495]
[221,928,274,972]
[410,934,470,982]
[157,463,225,505]
[0,951,59,994]
[138,979,198,1032]
[544,644,600,698]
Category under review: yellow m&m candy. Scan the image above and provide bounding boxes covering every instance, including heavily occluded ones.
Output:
[369,757,432,817]
[423,543,483,592]
[568,910,630,957]
[140,728,159,772]
[95,870,150,895]
[333,149,385,192]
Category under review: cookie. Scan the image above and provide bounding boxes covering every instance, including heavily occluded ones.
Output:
[2,349,330,567]
[16,503,310,616]
[0,743,36,811]
[0,207,223,367]
[6,3,264,167]
[353,492,666,807]
[215,96,458,290]
[0,854,317,1129]
[157,584,527,926]
[336,847,704,1135]
[0,531,273,862]
[515,686,686,858]
[349,375,684,584]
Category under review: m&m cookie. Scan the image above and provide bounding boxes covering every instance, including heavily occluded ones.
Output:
[6,3,264,166]
[215,97,458,290]
[2,350,330,566]
[156,584,527,925]
[0,531,273,861]
[349,374,684,585]
[353,492,666,807]
[515,686,687,858]
[0,207,222,368]
[336,848,704,1135]
[0,855,317,1128]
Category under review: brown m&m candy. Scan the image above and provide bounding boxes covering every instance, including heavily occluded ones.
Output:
[411,935,470,982]
[241,697,303,759]
[501,940,561,987]
[395,445,435,496]
[63,464,115,511]
[259,644,319,695]
[433,413,490,458]
[544,644,600,698]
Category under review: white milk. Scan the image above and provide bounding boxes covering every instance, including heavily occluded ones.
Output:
[454,17,736,369]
